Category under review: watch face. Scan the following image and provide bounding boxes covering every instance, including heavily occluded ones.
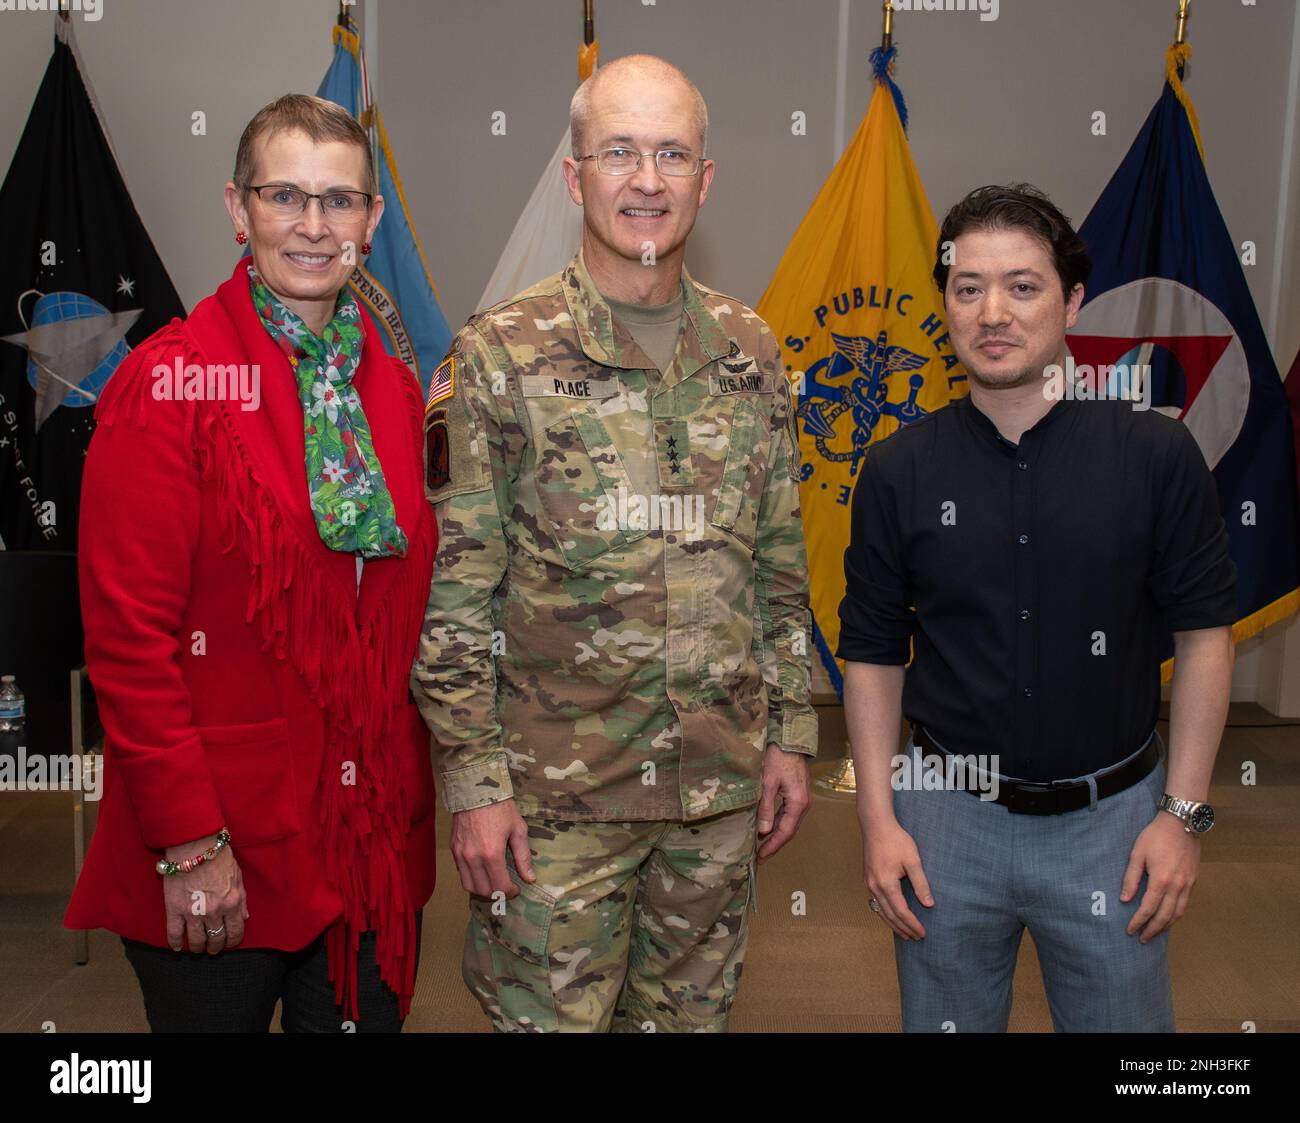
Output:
[1188,804,1215,833]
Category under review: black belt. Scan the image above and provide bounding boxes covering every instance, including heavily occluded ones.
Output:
[910,724,1161,815]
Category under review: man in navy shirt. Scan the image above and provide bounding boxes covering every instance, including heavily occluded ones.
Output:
[839,184,1237,1032]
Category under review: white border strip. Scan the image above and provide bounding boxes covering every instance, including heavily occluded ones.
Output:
[58,14,119,169]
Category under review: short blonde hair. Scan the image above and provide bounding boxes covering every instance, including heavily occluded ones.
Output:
[570,54,708,159]
[233,94,375,195]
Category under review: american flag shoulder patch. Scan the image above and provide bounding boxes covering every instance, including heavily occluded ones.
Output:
[426,355,455,409]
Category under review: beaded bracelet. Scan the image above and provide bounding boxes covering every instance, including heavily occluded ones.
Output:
[155,829,232,877]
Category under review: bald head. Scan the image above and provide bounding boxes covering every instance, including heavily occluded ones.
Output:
[570,54,708,159]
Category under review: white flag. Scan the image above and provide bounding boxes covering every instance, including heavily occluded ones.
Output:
[476,130,585,312]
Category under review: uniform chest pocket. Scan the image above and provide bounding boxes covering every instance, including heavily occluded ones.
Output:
[537,410,648,569]
[708,396,772,552]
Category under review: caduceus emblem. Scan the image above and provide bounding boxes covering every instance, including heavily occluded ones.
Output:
[797,330,929,477]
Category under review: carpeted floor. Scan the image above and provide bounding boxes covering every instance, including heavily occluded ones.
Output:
[2,703,1296,1032]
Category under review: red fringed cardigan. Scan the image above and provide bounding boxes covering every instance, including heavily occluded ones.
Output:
[64,259,438,1020]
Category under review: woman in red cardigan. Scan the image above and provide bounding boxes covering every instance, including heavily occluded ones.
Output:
[64,94,438,1032]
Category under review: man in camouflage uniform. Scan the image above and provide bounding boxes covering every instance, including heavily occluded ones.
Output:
[412,54,817,1032]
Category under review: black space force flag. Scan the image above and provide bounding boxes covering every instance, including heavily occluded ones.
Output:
[0,16,182,550]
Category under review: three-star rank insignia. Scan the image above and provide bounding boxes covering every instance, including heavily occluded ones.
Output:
[664,432,682,476]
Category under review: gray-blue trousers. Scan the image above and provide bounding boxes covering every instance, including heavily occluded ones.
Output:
[893,736,1176,1032]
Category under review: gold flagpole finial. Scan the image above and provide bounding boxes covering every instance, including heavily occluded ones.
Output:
[882,1,894,51]
[578,0,599,82]
[1174,0,1191,45]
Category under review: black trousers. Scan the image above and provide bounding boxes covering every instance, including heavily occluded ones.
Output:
[121,910,423,1033]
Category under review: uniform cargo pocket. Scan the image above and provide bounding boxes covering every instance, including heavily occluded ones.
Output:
[195,717,301,846]
[474,867,559,1031]
[538,411,647,569]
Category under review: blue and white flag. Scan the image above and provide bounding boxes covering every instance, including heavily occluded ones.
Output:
[318,14,451,397]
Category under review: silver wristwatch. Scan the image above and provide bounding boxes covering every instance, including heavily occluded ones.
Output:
[1159,794,1216,834]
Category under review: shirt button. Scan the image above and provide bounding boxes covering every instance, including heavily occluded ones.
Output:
[1018,460,1029,470]
[1017,534,1029,545]
[1023,687,1033,698]
[1019,609,1030,621]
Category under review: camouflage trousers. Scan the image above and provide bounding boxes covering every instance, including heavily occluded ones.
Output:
[463,804,758,1032]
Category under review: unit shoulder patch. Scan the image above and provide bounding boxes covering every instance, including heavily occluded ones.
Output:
[423,353,492,504]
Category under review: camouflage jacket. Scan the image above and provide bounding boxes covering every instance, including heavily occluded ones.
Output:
[412,249,816,821]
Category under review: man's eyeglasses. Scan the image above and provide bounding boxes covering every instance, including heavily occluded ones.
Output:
[245,183,373,218]
[576,148,703,177]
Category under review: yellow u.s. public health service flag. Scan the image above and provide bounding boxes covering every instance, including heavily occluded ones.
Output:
[757,47,968,698]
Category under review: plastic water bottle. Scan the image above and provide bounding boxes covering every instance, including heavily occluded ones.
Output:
[0,675,24,734]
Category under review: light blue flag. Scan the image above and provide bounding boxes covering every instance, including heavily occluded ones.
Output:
[317,14,451,397]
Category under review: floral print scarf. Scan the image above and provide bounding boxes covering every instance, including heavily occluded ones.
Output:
[248,266,407,559]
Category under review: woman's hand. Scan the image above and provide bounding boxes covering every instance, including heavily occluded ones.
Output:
[161,835,248,954]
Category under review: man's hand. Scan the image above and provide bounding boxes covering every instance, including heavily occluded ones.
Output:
[861,816,932,940]
[451,799,535,899]
[162,836,247,955]
[1121,811,1200,942]
[756,745,811,862]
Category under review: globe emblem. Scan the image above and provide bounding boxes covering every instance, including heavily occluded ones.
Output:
[2,288,142,430]
[24,292,130,407]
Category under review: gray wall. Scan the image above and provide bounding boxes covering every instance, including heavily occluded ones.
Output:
[378,0,1300,363]
[3,1,1294,347]
[1,0,346,311]
[2,0,1298,697]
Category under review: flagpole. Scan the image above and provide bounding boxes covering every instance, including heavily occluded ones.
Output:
[364,1,380,110]
[1267,0,1300,348]
[579,0,599,81]
[813,2,902,799]
[1174,0,1190,45]
[813,1,902,800]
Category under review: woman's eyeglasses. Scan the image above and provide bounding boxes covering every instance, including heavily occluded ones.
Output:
[245,183,372,219]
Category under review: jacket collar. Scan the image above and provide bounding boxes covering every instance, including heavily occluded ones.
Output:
[182,258,424,618]
[560,246,732,388]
